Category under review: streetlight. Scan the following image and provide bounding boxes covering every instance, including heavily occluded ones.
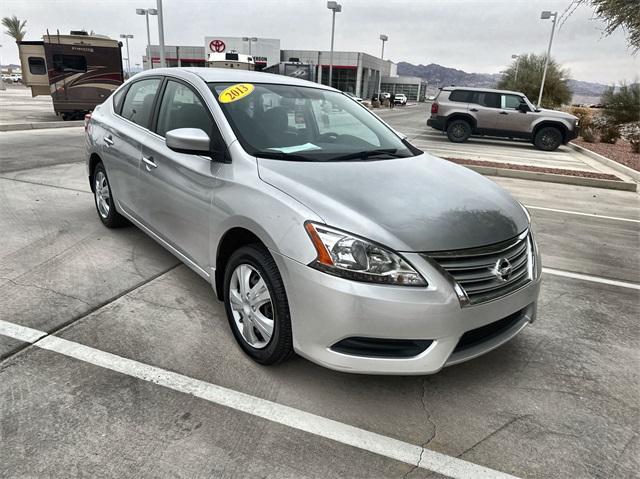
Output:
[157,0,166,68]
[119,34,134,76]
[511,54,520,87]
[136,7,158,70]
[538,10,557,107]
[327,1,342,88]
[378,34,388,97]
[242,37,258,56]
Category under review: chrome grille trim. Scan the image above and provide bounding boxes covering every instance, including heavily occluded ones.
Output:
[420,230,533,306]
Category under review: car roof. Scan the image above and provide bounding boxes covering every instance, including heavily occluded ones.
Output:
[131,67,337,91]
[441,86,524,96]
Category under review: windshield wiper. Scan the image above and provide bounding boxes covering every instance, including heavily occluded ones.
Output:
[327,148,403,162]
[255,151,316,162]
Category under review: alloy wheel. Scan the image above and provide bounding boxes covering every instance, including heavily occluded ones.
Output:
[95,171,111,218]
[229,264,274,349]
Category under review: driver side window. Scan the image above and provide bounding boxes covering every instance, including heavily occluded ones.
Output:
[502,94,523,110]
[156,80,213,137]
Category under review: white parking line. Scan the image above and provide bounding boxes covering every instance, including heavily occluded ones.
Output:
[0,319,520,479]
[525,206,640,224]
[542,268,640,290]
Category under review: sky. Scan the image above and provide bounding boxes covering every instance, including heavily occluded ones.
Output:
[1,0,638,84]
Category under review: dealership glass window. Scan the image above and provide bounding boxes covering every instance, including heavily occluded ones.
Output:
[28,57,46,75]
[321,66,356,94]
[119,78,161,129]
[52,54,87,73]
[156,80,212,137]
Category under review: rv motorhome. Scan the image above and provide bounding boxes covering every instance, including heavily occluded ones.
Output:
[207,51,255,70]
[19,31,124,120]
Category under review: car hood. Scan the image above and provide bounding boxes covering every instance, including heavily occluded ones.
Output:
[257,153,529,252]
[535,108,577,121]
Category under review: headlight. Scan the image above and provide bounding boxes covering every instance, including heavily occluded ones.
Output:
[304,222,427,286]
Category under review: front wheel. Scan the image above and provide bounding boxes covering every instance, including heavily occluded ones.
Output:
[93,162,129,228]
[223,244,294,365]
[446,119,472,143]
[534,127,562,151]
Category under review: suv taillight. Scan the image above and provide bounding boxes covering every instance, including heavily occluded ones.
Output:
[431,103,438,114]
[84,113,91,132]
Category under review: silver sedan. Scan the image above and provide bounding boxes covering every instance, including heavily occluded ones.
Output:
[85,68,541,374]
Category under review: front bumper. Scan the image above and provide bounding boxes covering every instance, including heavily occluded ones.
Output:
[272,251,541,375]
[565,126,579,143]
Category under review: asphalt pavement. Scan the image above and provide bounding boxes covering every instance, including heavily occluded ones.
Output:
[1,107,638,479]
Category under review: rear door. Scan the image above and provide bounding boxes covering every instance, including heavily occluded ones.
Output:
[137,78,223,271]
[496,94,533,136]
[468,91,501,132]
[100,77,162,217]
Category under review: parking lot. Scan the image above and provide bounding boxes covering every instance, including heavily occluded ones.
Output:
[1,105,639,478]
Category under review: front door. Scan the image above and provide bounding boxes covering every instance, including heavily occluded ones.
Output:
[137,79,222,271]
[495,94,534,136]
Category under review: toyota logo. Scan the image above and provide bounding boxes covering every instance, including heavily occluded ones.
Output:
[209,39,226,53]
[493,258,513,282]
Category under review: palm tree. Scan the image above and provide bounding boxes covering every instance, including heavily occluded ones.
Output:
[1,16,27,42]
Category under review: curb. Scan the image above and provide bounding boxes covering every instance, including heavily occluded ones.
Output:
[568,142,640,183]
[0,121,84,132]
[462,164,638,192]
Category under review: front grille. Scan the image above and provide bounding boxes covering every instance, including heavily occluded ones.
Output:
[421,232,532,306]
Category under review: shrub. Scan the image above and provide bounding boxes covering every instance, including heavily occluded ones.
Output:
[581,126,598,142]
[592,115,620,144]
[620,122,640,153]
[602,83,640,125]
[569,106,593,129]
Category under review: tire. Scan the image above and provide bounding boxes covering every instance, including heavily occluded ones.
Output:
[223,244,294,365]
[534,126,563,151]
[92,162,129,228]
[446,119,472,143]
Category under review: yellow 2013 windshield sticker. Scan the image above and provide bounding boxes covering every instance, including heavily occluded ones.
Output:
[218,83,254,103]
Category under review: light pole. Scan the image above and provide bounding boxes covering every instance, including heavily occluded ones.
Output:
[538,10,557,107]
[0,44,5,91]
[378,34,388,97]
[157,0,166,67]
[119,34,134,76]
[327,1,342,88]
[511,54,520,87]
[136,8,158,69]
[242,37,258,56]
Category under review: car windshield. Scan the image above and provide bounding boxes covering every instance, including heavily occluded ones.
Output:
[209,82,418,162]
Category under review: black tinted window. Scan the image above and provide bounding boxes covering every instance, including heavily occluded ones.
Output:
[449,90,473,102]
[120,78,161,129]
[473,92,501,108]
[28,57,46,75]
[52,54,87,73]
[156,80,212,137]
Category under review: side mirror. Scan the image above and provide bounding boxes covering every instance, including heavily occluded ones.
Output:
[166,128,211,156]
[518,103,530,113]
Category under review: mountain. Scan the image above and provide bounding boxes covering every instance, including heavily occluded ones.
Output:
[397,61,609,102]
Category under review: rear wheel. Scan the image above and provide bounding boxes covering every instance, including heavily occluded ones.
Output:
[534,126,562,151]
[223,244,294,365]
[446,119,472,143]
[93,162,129,228]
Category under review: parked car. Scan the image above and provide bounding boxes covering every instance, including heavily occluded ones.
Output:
[86,68,541,374]
[10,73,22,83]
[380,92,391,101]
[427,87,579,151]
[344,91,363,102]
[394,93,407,105]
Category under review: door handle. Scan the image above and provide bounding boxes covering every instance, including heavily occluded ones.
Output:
[469,108,478,112]
[499,111,509,115]
[142,156,157,170]
[103,136,114,146]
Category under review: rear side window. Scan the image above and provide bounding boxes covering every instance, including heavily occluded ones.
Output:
[120,78,162,129]
[28,57,46,75]
[472,92,501,108]
[52,54,87,73]
[449,90,473,102]
[156,80,213,137]
[112,87,127,114]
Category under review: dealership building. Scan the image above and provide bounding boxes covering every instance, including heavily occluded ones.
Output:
[143,36,426,101]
